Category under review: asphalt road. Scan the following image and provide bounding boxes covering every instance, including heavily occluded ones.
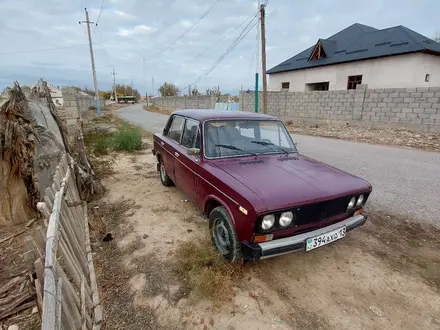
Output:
[115,104,440,227]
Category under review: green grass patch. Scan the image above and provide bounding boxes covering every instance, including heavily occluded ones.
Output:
[113,128,142,151]
[174,238,244,302]
[84,126,142,155]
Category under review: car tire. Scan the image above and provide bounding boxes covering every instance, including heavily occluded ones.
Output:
[209,206,241,262]
[159,158,174,186]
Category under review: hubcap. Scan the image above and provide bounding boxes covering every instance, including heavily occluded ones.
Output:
[160,163,166,182]
[213,218,230,255]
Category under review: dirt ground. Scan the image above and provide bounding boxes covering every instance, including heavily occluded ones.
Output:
[285,122,440,152]
[90,138,440,330]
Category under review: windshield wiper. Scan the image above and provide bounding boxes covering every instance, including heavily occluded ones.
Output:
[214,144,257,157]
[251,140,290,156]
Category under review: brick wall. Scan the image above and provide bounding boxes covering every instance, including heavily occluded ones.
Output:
[152,95,216,109]
[239,85,440,132]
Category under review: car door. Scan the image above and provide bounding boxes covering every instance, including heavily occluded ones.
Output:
[173,118,201,203]
[162,115,185,183]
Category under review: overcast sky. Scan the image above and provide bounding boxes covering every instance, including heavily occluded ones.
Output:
[1,0,439,95]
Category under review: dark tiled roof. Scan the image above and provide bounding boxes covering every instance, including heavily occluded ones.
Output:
[267,23,440,74]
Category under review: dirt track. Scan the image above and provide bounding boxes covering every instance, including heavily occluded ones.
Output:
[93,142,440,330]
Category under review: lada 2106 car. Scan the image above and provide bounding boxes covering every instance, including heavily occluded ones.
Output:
[152,110,372,262]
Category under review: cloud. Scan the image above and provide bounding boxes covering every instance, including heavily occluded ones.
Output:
[0,0,438,94]
[117,25,155,36]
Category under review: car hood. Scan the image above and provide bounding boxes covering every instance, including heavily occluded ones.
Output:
[213,154,370,211]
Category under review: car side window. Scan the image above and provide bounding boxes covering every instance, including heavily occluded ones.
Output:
[166,116,185,143]
[181,119,200,149]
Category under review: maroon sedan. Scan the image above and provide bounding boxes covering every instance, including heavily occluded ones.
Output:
[152,110,372,262]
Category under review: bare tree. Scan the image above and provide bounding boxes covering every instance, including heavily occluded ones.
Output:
[158,82,180,97]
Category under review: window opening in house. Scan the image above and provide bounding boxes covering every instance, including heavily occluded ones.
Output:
[305,82,329,91]
[308,41,327,61]
[281,82,290,90]
[347,75,362,89]
[425,74,431,82]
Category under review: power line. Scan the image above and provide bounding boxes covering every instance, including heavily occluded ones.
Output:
[146,0,222,61]
[95,0,108,27]
[0,44,88,56]
[79,0,84,21]
[185,13,256,65]
[186,16,257,88]
[95,25,113,67]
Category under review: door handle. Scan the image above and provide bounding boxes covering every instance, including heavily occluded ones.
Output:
[174,152,180,157]
[160,142,164,146]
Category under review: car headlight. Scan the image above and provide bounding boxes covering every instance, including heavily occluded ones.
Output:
[261,214,275,230]
[279,211,293,227]
[356,194,364,207]
[347,197,356,210]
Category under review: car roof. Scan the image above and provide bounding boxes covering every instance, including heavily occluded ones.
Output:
[172,109,278,122]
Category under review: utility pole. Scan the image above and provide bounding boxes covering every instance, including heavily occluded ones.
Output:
[110,68,118,103]
[130,80,134,96]
[80,8,101,114]
[188,85,191,96]
[152,77,155,97]
[260,4,268,114]
[254,0,261,113]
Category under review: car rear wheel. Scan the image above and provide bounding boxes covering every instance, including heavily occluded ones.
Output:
[209,206,241,262]
[159,158,174,186]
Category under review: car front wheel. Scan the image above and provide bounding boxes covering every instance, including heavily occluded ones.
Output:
[209,206,241,262]
[159,158,173,186]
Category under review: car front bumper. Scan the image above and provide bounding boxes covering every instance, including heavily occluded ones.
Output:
[241,213,367,261]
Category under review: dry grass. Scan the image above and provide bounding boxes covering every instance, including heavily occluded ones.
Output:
[88,199,134,240]
[174,238,244,303]
[151,205,179,213]
[360,211,440,292]
[143,105,173,116]
[285,121,440,152]
[88,199,170,330]
[89,155,116,180]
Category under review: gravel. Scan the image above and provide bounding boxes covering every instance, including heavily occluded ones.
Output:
[115,105,440,227]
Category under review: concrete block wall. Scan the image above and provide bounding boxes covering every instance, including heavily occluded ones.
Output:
[61,87,80,127]
[239,85,440,132]
[152,95,216,109]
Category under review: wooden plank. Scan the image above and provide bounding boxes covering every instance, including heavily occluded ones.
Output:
[58,233,82,291]
[54,166,62,191]
[65,175,84,239]
[34,227,47,254]
[41,185,64,330]
[0,229,27,245]
[35,278,43,316]
[37,202,51,219]
[0,277,24,296]
[34,258,44,288]
[61,297,76,330]
[83,203,103,327]
[81,275,86,330]
[59,204,88,276]
[23,251,36,275]
[55,260,92,322]
[62,199,87,259]
[56,277,62,330]
[23,237,37,274]
[45,193,54,212]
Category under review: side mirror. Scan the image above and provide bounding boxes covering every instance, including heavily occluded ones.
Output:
[187,148,200,156]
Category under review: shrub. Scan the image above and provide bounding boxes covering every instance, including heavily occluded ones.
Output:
[113,128,142,151]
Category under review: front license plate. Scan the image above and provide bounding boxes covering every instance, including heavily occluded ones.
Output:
[306,226,346,252]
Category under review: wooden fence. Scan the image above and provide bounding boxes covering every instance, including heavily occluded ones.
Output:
[24,154,102,330]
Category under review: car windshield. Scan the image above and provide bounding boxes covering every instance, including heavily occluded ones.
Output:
[204,119,297,158]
